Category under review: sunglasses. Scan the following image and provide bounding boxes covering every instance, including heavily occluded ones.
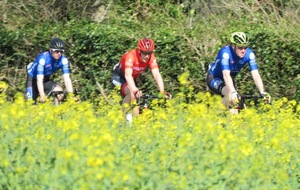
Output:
[237,46,247,50]
[51,49,65,53]
[140,51,153,55]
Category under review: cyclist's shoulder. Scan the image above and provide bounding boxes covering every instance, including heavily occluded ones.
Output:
[150,53,157,60]
[121,49,137,60]
[244,46,254,53]
[245,47,255,54]
[125,49,137,56]
[217,45,233,58]
[148,57,158,69]
[60,55,69,65]
[121,50,140,65]
[35,51,52,62]
[220,45,231,51]
[35,51,49,59]
[245,48,256,60]
[218,45,232,54]
[34,52,50,66]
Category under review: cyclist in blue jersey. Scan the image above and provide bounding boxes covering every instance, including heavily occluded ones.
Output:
[207,32,271,107]
[26,38,74,103]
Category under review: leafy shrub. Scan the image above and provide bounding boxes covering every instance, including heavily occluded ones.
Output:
[0,1,299,103]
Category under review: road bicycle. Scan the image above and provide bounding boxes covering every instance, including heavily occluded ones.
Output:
[125,94,170,123]
[137,94,170,113]
[47,89,80,105]
[229,94,269,114]
[48,91,69,105]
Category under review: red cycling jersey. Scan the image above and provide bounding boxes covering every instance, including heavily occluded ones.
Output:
[119,49,158,79]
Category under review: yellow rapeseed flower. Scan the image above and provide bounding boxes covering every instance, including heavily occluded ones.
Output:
[177,133,193,148]
[1,159,10,167]
[178,71,190,85]
[96,173,103,180]
[0,81,8,91]
[87,157,104,167]
[122,174,129,182]
[240,143,254,156]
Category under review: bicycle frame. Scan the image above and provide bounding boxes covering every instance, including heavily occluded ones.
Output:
[49,91,69,105]
[137,94,163,113]
[46,87,80,105]
[229,94,264,114]
[238,94,264,110]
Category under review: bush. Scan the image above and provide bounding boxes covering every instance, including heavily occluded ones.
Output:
[0,1,299,103]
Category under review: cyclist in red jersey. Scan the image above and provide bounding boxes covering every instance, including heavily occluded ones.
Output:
[112,38,171,121]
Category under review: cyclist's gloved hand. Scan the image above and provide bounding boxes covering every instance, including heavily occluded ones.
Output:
[74,97,81,103]
[260,92,271,103]
[164,92,172,99]
[134,89,142,98]
[39,95,47,103]
[68,92,81,102]
[230,91,239,105]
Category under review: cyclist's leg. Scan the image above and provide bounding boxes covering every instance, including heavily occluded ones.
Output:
[122,83,139,116]
[221,86,231,107]
[112,74,137,117]
[220,86,240,114]
[26,75,39,102]
[207,74,240,114]
[112,73,128,103]
[221,79,238,108]
[207,74,228,106]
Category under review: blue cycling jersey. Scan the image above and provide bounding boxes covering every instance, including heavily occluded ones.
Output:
[27,51,70,78]
[208,46,258,79]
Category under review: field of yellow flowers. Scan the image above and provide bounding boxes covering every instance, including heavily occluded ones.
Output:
[0,81,300,189]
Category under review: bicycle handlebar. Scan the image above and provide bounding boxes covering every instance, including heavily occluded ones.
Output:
[50,91,69,96]
[140,94,160,99]
[239,94,264,99]
[234,94,267,110]
[47,89,80,105]
[136,94,169,109]
[48,88,79,97]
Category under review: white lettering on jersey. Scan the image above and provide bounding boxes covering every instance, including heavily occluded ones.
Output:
[112,80,122,86]
[113,63,120,70]
[223,52,229,59]
[62,58,68,65]
[39,59,45,66]
[152,59,158,66]
[213,79,222,89]
[27,62,34,69]
[132,67,146,71]
[125,59,133,67]
[249,52,255,59]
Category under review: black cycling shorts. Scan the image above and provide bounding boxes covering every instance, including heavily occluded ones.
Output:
[206,73,225,95]
[26,75,58,100]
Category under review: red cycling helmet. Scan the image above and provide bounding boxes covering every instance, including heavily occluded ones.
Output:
[137,38,155,53]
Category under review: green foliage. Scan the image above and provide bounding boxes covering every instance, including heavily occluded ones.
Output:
[251,31,300,99]
[0,1,299,103]
[0,0,99,28]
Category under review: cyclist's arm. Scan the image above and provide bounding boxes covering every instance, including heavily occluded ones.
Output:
[37,75,46,99]
[151,68,164,93]
[251,70,265,93]
[124,68,139,93]
[63,73,73,93]
[222,70,236,94]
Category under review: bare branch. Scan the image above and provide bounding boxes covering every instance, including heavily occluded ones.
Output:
[95,78,112,105]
